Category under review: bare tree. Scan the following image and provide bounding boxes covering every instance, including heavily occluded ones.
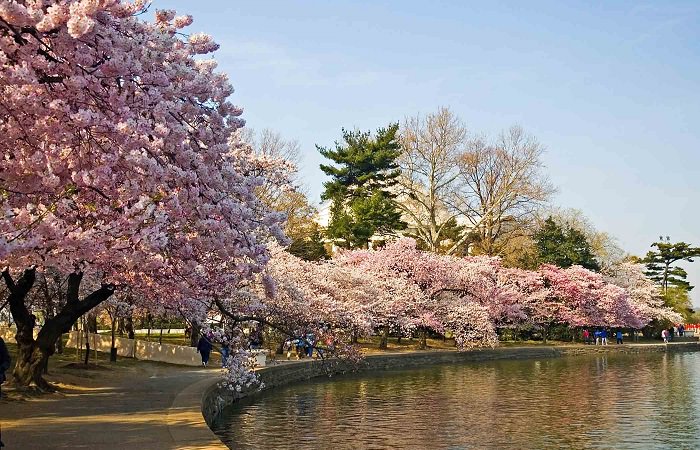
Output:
[397,107,467,252]
[446,126,554,255]
[239,128,325,259]
[242,128,301,164]
[238,128,303,208]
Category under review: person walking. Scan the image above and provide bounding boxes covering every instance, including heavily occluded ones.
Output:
[662,329,668,343]
[305,332,315,358]
[594,329,601,345]
[601,329,608,346]
[196,335,213,367]
[583,329,590,345]
[0,336,11,399]
[616,330,623,345]
[220,343,230,368]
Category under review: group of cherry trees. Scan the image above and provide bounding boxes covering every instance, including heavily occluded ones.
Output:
[264,239,680,354]
[0,1,680,391]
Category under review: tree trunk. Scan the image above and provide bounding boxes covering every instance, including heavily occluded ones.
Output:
[55,334,63,355]
[13,345,51,390]
[84,334,90,366]
[419,328,427,350]
[126,315,135,340]
[87,314,98,333]
[543,325,549,344]
[3,269,115,389]
[379,325,390,350]
[190,321,200,347]
[110,320,117,363]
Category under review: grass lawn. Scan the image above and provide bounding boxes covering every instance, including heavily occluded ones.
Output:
[131,331,190,346]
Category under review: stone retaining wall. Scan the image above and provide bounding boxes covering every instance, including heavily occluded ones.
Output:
[201,341,700,431]
[65,330,202,366]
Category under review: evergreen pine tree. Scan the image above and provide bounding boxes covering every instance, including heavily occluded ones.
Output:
[319,124,406,248]
[643,237,700,294]
[534,217,600,270]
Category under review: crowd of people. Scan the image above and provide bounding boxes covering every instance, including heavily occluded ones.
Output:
[195,325,263,367]
[581,328,625,345]
[284,332,316,360]
[661,324,686,343]
[582,324,687,346]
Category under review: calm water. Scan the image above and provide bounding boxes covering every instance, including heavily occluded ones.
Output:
[213,351,700,449]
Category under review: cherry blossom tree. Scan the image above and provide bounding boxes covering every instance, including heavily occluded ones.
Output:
[0,1,284,389]
[604,262,683,325]
[338,239,499,349]
[538,263,673,334]
[204,246,376,388]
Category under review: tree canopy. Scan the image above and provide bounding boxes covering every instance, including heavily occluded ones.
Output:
[534,217,600,271]
[319,125,406,248]
[643,238,700,294]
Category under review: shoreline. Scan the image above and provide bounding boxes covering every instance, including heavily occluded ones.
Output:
[202,340,700,441]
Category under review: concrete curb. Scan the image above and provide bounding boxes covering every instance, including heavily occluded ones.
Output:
[168,375,228,449]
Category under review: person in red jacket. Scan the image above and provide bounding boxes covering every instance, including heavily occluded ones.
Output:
[582,329,590,345]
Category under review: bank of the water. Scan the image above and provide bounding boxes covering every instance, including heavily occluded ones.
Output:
[214,347,700,449]
[202,341,700,434]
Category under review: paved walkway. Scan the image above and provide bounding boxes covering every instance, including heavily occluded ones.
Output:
[0,362,226,450]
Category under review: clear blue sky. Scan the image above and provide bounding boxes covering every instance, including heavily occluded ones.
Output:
[163,0,700,304]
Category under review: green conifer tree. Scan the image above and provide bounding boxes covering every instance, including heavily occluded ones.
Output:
[319,124,406,248]
[643,237,700,294]
[534,217,600,270]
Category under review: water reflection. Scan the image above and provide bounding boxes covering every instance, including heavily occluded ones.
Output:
[213,351,700,449]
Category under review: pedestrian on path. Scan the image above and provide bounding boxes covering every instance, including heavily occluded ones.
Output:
[583,329,590,345]
[616,330,623,345]
[220,343,230,368]
[594,329,601,345]
[0,336,10,399]
[196,335,213,367]
[662,329,668,343]
[601,329,608,345]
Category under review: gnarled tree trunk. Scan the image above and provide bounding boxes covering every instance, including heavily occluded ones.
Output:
[3,269,114,390]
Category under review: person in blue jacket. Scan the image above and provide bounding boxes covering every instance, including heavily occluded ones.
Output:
[196,335,213,367]
[616,330,623,344]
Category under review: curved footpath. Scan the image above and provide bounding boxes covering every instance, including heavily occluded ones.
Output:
[1,341,698,450]
[0,361,226,450]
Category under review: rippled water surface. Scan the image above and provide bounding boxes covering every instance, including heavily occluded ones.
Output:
[213,351,700,449]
